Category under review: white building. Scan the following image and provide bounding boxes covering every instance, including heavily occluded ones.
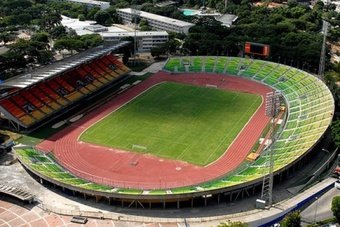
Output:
[102,31,169,52]
[52,0,110,10]
[61,16,169,52]
[117,8,195,34]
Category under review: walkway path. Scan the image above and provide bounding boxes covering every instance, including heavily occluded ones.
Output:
[129,61,166,76]
[301,187,338,225]
[0,199,181,227]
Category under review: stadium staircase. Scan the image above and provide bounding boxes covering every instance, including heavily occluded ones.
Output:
[0,183,35,203]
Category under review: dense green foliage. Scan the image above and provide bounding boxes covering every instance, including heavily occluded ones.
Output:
[280,211,301,227]
[183,0,326,71]
[1,0,339,81]
[331,120,340,147]
[0,0,61,28]
[331,196,340,224]
[54,34,103,52]
[81,82,261,166]
[0,0,104,79]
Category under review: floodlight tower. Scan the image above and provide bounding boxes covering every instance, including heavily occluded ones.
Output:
[261,91,281,207]
[318,0,331,80]
[318,19,328,81]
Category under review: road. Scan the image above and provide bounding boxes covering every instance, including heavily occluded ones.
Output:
[301,187,339,225]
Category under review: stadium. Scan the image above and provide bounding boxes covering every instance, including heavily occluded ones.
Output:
[0,42,334,208]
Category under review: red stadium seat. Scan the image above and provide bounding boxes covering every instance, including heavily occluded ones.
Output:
[0,54,131,128]
[31,86,61,111]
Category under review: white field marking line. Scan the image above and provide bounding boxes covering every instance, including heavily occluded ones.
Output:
[205,95,264,167]
[100,83,187,146]
[205,96,262,164]
[82,82,181,141]
[77,81,168,141]
[141,84,212,160]
[175,87,236,161]
[116,133,189,146]
[174,86,215,161]
[176,91,259,164]
[81,85,165,139]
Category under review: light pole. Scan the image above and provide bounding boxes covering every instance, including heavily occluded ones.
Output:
[314,196,319,224]
[321,148,329,153]
[131,7,140,61]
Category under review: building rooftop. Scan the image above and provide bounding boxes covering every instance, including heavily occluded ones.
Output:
[0,42,129,89]
[61,16,168,38]
[117,8,195,28]
[214,14,238,27]
[102,31,168,38]
[84,25,109,32]
[61,16,128,36]
[67,0,110,6]
[155,0,176,7]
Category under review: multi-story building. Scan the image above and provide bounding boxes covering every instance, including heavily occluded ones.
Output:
[61,16,169,52]
[117,8,195,34]
[102,31,169,52]
[52,0,110,10]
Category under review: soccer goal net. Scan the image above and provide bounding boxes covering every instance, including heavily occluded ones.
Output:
[132,144,147,152]
[206,84,218,88]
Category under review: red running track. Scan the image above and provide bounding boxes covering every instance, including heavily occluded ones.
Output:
[37,72,272,190]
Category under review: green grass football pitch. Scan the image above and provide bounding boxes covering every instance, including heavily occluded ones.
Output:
[80,82,262,166]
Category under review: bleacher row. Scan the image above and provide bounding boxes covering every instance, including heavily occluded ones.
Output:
[165,56,334,189]
[15,147,114,192]
[0,55,130,128]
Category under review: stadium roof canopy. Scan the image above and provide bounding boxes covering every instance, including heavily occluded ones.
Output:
[0,42,129,89]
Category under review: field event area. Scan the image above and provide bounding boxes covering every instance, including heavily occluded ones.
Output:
[81,82,261,166]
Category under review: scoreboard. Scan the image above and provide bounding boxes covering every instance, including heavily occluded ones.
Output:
[244,42,270,58]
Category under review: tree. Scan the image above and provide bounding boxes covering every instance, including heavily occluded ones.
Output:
[50,25,67,39]
[331,120,340,148]
[280,211,301,227]
[0,32,15,45]
[54,37,83,53]
[40,12,61,30]
[166,39,181,54]
[94,10,111,26]
[36,50,53,64]
[287,0,298,8]
[151,45,167,58]
[332,196,340,224]
[139,19,150,31]
[31,32,49,43]
[79,34,103,49]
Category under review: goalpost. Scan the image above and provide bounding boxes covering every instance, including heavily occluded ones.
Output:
[132,144,147,153]
[130,144,147,166]
[206,84,218,88]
